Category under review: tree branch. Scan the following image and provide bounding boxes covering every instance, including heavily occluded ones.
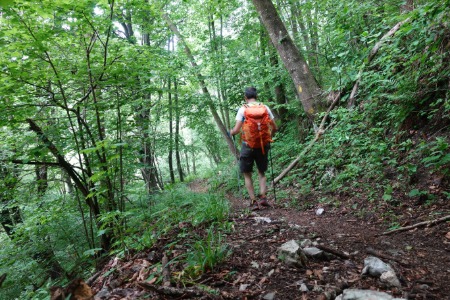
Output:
[9,160,60,166]
[381,215,450,236]
[26,119,88,197]
[348,18,410,107]
[273,92,341,184]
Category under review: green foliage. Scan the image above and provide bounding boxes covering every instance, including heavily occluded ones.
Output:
[184,226,231,279]
[419,138,450,174]
[119,184,230,253]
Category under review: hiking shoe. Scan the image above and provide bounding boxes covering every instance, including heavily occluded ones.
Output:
[258,199,271,207]
[249,198,260,210]
[258,196,271,207]
[251,203,260,211]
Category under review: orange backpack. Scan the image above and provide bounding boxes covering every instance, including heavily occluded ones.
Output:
[241,103,274,154]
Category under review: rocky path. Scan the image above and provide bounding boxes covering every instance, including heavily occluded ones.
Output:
[219,192,450,299]
[80,180,449,300]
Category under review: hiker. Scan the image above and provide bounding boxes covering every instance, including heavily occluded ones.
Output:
[229,87,277,210]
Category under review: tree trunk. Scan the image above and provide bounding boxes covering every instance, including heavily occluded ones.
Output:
[401,0,414,13]
[192,147,197,175]
[268,39,289,123]
[162,13,238,158]
[174,79,184,182]
[168,77,175,184]
[251,0,324,121]
[184,148,190,175]
[26,119,112,251]
[36,164,48,196]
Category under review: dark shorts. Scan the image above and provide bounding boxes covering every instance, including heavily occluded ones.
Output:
[239,142,270,173]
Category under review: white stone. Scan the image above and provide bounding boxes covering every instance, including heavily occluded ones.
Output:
[262,292,276,300]
[335,289,406,300]
[361,256,394,277]
[380,270,401,288]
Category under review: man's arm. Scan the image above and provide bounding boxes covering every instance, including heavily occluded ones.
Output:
[230,120,243,136]
[271,119,278,135]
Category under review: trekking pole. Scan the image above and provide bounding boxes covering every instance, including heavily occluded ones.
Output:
[269,144,277,203]
[231,134,241,197]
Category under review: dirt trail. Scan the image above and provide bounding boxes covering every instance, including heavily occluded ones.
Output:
[216,191,450,299]
[86,180,449,299]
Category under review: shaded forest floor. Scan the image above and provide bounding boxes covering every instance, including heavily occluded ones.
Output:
[87,179,450,300]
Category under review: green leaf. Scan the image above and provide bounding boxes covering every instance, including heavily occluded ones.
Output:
[97,229,107,237]
[0,0,14,8]
[382,194,392,201]
[408,189,422,197]
[83,248,103,257]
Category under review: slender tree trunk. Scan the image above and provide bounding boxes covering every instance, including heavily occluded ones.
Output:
[192,149,197,175]
[267,37,289,123]
[162,13,238,158]
[140,34,163,192]
[35,164,48,196]
[168,77,175,184]
[26,119,112,251]
[306,3,321,83]
[401,0,414,13]
[174,79,184,182]
[184,148,190,175]
[251,0,324,122]
[0,168,21,236]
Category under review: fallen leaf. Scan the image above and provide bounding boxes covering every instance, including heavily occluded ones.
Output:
[306,270,313,276]
[314,269,323,280]
[146,277,157,284]
[445,232,450,240]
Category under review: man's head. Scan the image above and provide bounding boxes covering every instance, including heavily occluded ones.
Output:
[244,87,258,100]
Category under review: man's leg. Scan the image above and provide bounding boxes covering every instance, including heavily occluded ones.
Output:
[243,172,256,202]
[257,170,267,197]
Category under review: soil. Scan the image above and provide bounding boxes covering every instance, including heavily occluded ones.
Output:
[86,180,450,300]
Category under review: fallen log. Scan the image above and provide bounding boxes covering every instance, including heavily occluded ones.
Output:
[137,281,208,298]
[348,18,411,107]
[273,92,341,185]
[381,215,450,235]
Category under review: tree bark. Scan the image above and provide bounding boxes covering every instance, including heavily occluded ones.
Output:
[162,13,238,158]
[168,76,175,184]
[401,0,414,13]
[174,79,184,182]
[251,0,324,121]
[26,119,112,251]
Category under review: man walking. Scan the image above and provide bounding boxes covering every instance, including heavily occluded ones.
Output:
[229,87,277,210]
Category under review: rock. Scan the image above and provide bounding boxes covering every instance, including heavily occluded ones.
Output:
[302,247,324,258]
[239,284,249,291]
[316,208,325,215]
[278,240,308,268]
[299,239,313,248]
[94,287,110,299]
[254,217,272,224]
[335,289,406,300]
[361,256,394,277]
[262,292,276,300]
[380,270,401,288]
[299,283,309,292]
[251,261,260,269]
[361,256,401,288]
